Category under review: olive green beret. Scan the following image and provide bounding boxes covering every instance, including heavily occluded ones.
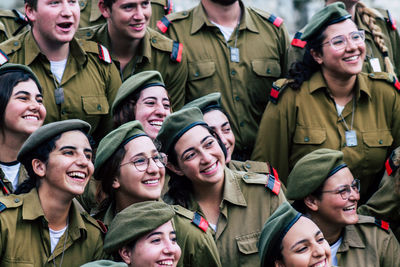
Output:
[286,149,346,200]
[94,120,147,173]
[302,2,351,41]
[182,92,222,113]
[156,107,207,154]
[0,63,42,92]
[81,260,127,267]
[104,201,175,253]
[259,202,302,267]
[111,71,165,115]
[17,119,91,162]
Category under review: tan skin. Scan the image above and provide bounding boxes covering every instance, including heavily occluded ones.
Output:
[201,0,241,28]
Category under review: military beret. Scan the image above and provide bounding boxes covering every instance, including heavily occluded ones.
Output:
[156,107,207,154]
[0,63,42,92]
[104,201,175,253]
[259,202,302,267]
[286,149,347,200]
[111,71,165,115]
[182,92,222,113]
[17,119,91,162]
[81,260,127,267]
[94,121,147,172]
[302,2,351,41]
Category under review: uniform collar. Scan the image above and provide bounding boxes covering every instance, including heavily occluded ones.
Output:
[337,216,366,252]
[191,0,258,35]
[221,167,247,207]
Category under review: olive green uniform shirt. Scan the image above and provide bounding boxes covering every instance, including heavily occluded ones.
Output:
[0,9,29,43]
[334,215,400,267]
[183,167,286,267]
[77,24,187,110]
[0,31,122,141]
[158,1,289,157]
[252,71,400,202]
[0,164,28,196]
[0,188,105,266]
[287,7,400,78]
[78,0,173,29]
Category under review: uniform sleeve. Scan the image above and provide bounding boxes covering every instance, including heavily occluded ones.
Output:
[381,228,400,267]
[389,86,400,151]
[277,24,290,78]
[388,23,400,79]
[192,230,222,267]
[164,48,187,111]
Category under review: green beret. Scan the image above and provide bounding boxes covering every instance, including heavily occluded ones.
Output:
[302,2,351,41]
[259,202,302,267]
[286,149,346,200]
[111,71,165,115]
[81,260,127,267]
[0,63,42,92]
[182,92,222,113]
[17,119,91,163]
[156,107,207,154]
[104,201,175,253]
[94,121,147,173]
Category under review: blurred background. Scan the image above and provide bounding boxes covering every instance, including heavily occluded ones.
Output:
[3,0,399,37]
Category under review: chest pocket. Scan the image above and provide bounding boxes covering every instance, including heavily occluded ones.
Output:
[251,59,281,78]
[293,126,327,145]
[1,257,34,267]
[188,61,215,81]
[82,96,109,115]
[236,232,260,266]
[362,130,393,148]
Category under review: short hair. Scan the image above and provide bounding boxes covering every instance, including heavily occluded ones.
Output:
[25,0,37,10]
[102,0,118,10]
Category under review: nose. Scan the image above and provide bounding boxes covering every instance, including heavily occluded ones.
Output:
[348,187,360,201]
[28,99,40,111]
[163,240,181,256]
[345,37,358,51]
[133,6,145,20]
[76,153,90,167]
[312,242,326,259]
[199,150,213,164]
[146,157,159,173]
[154,103,168,117]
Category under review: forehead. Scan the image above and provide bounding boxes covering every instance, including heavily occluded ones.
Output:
[113,0,149,6]
[175,125,210,150]
[54,130,90,148]
[124,135,156,155]
[12,79,40,94]
[323,19,358,38]
[323,167,354,189]
[203,109,229,126]
[282,216,319,246]
[139,86,169,100]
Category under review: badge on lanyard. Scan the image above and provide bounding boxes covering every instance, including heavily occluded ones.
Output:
[345,130,357,147]
[230,46,240,63]
[54,87,65,105]
[369,58,382,72]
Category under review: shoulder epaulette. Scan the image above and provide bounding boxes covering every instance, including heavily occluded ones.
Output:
[192,212,209,232]
[0,196,23,211]
[96,219,108,233]
[375,219,390,232]
[385,150,399,176]
[291,31,307,48]
[269,78,290,104]
[157,16,171,33]
[158,10,190,33]
[266,174,281,195]
[97,43,112,64]
[250,8,283,28]
[165,0,173,15]
[368,72,400,91]
[171,41,183,62]
[0,49,9,65]
[172,205,193,220]
[386,10,397,31]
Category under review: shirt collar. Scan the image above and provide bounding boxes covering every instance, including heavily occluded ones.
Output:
[221,167,247,207]
[338,219,366,252]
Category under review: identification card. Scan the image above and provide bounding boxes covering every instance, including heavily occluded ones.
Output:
[54,87,65,104]
[345,130,358,147]
[230,46,240,63]
[369,58,382,72]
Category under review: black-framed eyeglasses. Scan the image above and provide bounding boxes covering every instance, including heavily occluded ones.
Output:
[321,179,360,200]
[321,30,365,50]
[120,153,167,172]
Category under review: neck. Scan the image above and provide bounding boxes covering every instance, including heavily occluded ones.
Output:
[193,179,224,225]
[201,0,241,28]
[323,70,356,106]
[0,133,28,162]
[309,212,343,245]
[31,28,69,61]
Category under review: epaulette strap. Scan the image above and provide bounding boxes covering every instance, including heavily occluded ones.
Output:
[385,150,398,176]
[265,174,280,195]
[0,49,9,65]
[96,219,108,234]
[267,14,283,28]
[165,0,173,15]
[291,32,307,48]
[171,41,183,63]
[272,167,280,182]
[387,10,397,31]
[192,212,209,232]
[97,44,112,64]
[12,9,28,36]
[157,16,171,33]
[269,83,281,104]
[375,218,390,232]
[0,202,6,213]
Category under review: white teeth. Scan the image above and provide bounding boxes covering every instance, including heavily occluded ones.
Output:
[202,162,217,173]
[68,172,85,179]
[23,115,38,120]
[158,260,173,266]
[150,121,163,127]
[313,260,326,267]
[344,55,358,61]
[143,179,159,184]
[343,205,355,211]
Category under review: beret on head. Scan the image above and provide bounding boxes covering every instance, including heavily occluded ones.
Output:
[0,63,42,91]
[81,260,128,267]
[111,71,165,115]
[94,120,147,172]
[286,149,346,200]
[156,107,207,154]
[104,201,175,253]
[258,202,302,267]
[17,119,91,162]
[302,2,351,41]
[182,92,222,113]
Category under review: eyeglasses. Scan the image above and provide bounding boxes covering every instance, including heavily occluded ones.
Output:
[120,153,167,172]
[321,30,365,50]
[321,179,360,200]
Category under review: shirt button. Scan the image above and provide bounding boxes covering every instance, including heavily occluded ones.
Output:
[86,32,91,37]
[97,104,102,111]
[379,139,383,144]
[245,163,251,169]
[13,41,19,46]
[235,96,240,101]
[80,2,84,6]
[266,68,271,74]
[14,198,20,203]
[183,11,188,16]
[151,38,157,43]
[304,137,310,142]
[231,70,236,76]
[194,71,199,77]
[240,122,244,127]
[243,174,248,179]
[61,109,66,115]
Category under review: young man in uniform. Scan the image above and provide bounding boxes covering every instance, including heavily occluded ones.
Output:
[77,0,186,110]
[157,0,289,159]
[0,0,122,142]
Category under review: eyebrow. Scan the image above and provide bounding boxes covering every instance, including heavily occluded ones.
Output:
[289,230,323,250]
[180,135,213,160]
[60,146,93,154]
[130,149,158,159]
[14,90,43,98]
[221,121,230,128]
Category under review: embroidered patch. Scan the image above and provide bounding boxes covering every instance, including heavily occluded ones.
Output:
[0,50,9,65]
[375,219,390,232]
[268,14,283,27]
[192,212,209,232]
[266,174,281,195]
[157,16,171,33]
[291,32,307,48]
[97,44,112,64]
[171,41,183,63]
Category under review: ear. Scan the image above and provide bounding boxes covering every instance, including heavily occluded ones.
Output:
[112,176,121,189]
[310,48,323,65]
[25,3,36,22]
[32,159,46,178]
[98,0,112,18]
[275,260,285,267]
[166,162,184,176]
[119,246,133,265]
[304,195,319,212]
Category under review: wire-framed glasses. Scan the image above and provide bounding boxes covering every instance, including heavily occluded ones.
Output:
[321,179,360,200]
[120,153,167,172]
[321,30,365,50]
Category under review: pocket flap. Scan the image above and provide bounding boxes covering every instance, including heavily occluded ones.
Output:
[82,95,110,115]
[235,232,260,255]
[362,130,393,147]
[251,59,281,77]
[188,61,216,81]
[293,126,326,144]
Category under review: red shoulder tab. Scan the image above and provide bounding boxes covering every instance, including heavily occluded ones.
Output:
[375,219,390,232]
[267,14,283,28]
[266,174,281,195]
[96,219,108,234]
[0,50,9,66]
[272,167,280,182]
[385,150,398,176]
[157,16,171,34]
[97,44,112,64]
[387,10,397,31]
[291,32,307,48]
[164,0,173,15]
[192,212,209,232]
[171,41,183,63]
[0,202,6,213]
[269,83,281,104]
[388,75,400,92]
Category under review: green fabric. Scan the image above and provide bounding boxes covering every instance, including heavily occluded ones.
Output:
[182,92,221,113]
[81,260,128,267]
[0,63,41,90]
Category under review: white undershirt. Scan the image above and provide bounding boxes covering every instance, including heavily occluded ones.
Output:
[211,21,234,41]
[336,103,345,116]
[330,236,343,266]
[49,225,68,253]
[209,222,217,232]
[0,162,21,190]
[50,59,68,83]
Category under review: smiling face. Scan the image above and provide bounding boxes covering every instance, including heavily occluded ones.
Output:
[4,79,46,139]
[121,220,181,267]
[134,86,171,139]
[26,0,80,47]
[312,19,365,80]
[277,216,331,267]
[36,130,93,198]
[113,136,165,204]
